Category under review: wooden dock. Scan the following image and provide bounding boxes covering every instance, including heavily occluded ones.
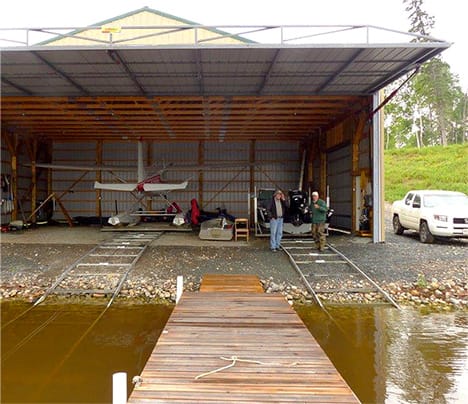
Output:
[128,274,360,403]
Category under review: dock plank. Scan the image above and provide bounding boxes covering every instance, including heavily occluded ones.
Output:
[128,286,359,403]
[200,274,263,293]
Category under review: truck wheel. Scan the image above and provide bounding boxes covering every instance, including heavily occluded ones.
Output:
[392,215,405,235]
[419,221,434,243]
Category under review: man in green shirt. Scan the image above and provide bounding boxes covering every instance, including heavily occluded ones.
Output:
[310,191,328,251]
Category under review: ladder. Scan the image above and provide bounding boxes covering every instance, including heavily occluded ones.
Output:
[34,232,161,308]
[280,239,400,309]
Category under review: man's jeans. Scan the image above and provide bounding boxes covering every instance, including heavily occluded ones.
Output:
[270,217,284,250]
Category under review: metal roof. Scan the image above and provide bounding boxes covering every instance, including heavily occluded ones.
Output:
[1,43,449,97]
[0,24,450,142]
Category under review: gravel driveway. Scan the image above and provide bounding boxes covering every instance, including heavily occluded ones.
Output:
[1,208,467,307]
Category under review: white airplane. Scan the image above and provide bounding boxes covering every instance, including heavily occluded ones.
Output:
[93,142,188,193]
[33,141,189,194]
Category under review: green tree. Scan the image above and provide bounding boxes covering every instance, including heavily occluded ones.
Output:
[384,0,468,148]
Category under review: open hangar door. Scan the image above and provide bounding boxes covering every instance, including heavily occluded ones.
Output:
[0,24,449,241]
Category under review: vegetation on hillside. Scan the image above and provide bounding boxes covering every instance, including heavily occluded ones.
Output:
[384,144,468,202]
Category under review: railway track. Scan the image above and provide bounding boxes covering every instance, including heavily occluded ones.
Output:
[2,232,161,331]
[33,232,161,308]
[2,232,162,380]
[281,239,400,309]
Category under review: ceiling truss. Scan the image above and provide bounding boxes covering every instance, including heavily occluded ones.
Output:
[1,95,365,142]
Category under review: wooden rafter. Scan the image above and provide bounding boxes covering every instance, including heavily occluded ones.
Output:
[1,95,365,143]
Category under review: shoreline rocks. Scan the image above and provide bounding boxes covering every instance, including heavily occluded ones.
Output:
[1,272,466,311]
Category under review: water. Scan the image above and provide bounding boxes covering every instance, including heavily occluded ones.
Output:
[1,301,172,403]
[1,302,467,403]
[295,305,468,403]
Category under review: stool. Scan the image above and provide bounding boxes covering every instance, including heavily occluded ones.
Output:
[234,218,249,242]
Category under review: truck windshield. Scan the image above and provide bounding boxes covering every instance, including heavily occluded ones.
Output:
[424,194,468,208]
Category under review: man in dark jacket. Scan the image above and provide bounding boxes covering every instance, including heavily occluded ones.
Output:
[310,191,328,251]
[268,189,288,252]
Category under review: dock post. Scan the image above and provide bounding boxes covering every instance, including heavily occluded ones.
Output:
[112,372,127,404]
[176,275,183,303]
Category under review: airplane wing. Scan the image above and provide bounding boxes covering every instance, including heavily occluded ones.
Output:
[94,182,137,191]
[158,162,267,172]
[94,181,188,192]
[32,163,134,171]
[143,181,188,192]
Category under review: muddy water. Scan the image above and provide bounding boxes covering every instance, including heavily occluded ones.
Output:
[1,301,172,403]
[295,305,468,403]
[2,302,467,403]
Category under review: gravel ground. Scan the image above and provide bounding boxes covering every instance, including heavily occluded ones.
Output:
[1,207,467,309]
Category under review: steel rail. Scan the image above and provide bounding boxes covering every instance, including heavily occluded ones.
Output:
[280,246,324,309]
[3,232,161,332]
[281,239,401,310]
[327,243,401,309]
[280,244,356,346]
[32,243,104,307]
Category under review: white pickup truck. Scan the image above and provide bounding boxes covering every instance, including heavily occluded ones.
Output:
[391,190,468,243]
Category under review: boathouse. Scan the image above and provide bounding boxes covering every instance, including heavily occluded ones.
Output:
[0,7,449,241]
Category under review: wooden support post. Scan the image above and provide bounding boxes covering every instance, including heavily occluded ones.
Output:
[352,112,367,233]
[4,133,19,221]
[198,140,204,207]
[306,139,317,191]
[96,140,103,217]
[307,160,313,189]
[47,165,52,201]
[146,140,153,211]
[25,139,38,223]
[249,140,255,225]
[319,132,327,198]
[43,140,53,198]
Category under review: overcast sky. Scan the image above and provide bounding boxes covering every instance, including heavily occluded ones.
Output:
[1,0,466,90]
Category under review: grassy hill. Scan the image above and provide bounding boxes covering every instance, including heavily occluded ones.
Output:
[384,144,468,202]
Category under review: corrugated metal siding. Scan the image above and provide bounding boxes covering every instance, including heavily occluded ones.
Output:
[99,142,136,216]
[327,145,352,229]
[255,142,301,195]
[150,141,198,214]
[203,142,250,216]
[312,158,320,190]
[51,140,301,220]
[52,142,97,219]
[1,143,10,176]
